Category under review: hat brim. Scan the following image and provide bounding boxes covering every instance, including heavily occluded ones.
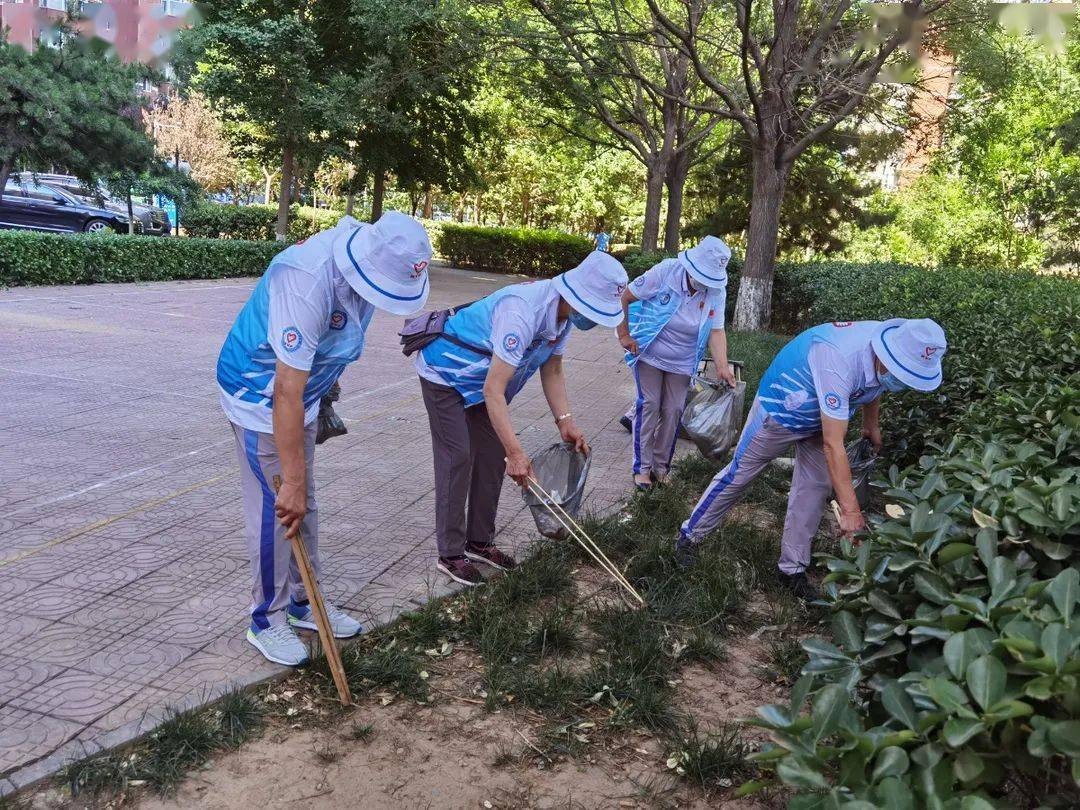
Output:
[332,225,429,316]
[553,273,623,328]
[871,320,942,392]
[680,250,727,289]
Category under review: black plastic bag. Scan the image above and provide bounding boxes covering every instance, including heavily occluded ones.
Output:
[522,442,591,540]
[315,382,347,445]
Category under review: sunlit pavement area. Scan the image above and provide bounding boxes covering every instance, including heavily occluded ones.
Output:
[0,263,650,792]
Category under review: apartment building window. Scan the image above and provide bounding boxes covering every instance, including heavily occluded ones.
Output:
[164,0,191,17]
[38,0,67,11]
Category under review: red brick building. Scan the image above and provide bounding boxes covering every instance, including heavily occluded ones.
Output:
[0,0,192,72]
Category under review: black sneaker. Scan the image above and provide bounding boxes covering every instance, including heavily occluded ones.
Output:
[674,534,700,568]
[619,415,632,433]
[437,556,484,586]
[464,544,517,571]
[777,571,819,601]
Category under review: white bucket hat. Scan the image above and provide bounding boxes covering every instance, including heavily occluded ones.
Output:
[332,211,433,315]
[553,251,629,328]
[680,235,731,289]
[871,318,947,392]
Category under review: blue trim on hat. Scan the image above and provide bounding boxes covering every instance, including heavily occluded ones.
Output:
[878,324,941,382]
[344,227,428,303]
[559,274,620,318]
[681,250,726,284]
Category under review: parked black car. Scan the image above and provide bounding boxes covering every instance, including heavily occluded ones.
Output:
[0,182,138,235]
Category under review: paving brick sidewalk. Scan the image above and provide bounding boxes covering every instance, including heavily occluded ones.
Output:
[0,263,648,792]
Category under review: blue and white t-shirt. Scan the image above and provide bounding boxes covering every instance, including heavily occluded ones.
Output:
[415,279,571,406]
[627,258,725,376]
[757,321,884,434]
[216,217,374,433]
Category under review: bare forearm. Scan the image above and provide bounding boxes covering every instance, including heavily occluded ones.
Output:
[540,362,571,421]
[272,393,306,486]
[483,386,524,459]
[824,439,859,512]
[709,329,728,367]
[863,397,880,428]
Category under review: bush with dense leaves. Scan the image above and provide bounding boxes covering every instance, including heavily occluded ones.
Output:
[183,204,342,242]
[0,229,284,286]
[434,223,591,277]
[743,263,1080,808]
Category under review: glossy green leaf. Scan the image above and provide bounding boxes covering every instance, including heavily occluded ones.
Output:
[1041,623,1071,671]
[872,746,911,782]
[832,611,863,653]
[874,776,917,810]
[938,543,975,565]
[1048,720,1080,757]
[966,655,1006,711]
[1047,568,1079,628]
[943,717,985,747]
[944,629,994,680]
[776,756,830,790]
[882,680,920,730]
[811,684,851,742]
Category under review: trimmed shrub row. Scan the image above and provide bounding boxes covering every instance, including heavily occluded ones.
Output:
[0,229,284,287]
[183,204,341,242]
[435,223,591,277]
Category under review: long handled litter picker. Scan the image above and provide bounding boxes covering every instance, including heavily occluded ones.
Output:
[525,475,645,607]
[272,476,353,706]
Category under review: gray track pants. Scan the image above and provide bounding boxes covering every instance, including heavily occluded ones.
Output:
[631,360,691,477]
[680,399,830,575]
[419,377,506,559]
[231,420,319,630]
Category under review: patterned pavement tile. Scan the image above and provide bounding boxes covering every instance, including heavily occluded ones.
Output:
[22,583,106,622]
[0,657,66,707]
[15,623,119,668]
[81,636,199,682]
[64,594,172,636]
[9,671,144,725]
[0,707,83,775]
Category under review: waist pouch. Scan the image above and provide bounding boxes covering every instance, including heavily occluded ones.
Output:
[399,301,492,358]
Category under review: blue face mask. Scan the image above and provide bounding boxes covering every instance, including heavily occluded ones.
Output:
[878,370,907,393]
[569,311,597,331]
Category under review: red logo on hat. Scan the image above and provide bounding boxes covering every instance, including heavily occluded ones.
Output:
[410,260,428,279]
[922,346,938,359]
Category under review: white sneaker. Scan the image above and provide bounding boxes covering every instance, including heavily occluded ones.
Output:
[287,602,363,639]
[246,623,310,666]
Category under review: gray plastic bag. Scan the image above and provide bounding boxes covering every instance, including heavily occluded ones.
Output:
[522,442,591,539]
[680,377,747,460]
[846,438,879,510]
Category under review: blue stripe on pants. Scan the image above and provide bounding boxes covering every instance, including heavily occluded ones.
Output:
[681,407,764,537]
[243,429,276,630]
[632,363,645,474]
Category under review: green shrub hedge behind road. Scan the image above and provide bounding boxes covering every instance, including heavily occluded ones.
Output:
[0,229,284,287]
[435,223,591,277]
[183,204,341,242]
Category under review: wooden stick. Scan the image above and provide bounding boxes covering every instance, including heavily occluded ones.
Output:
[273,475,353,706]
[527,476,638,598]
[525,479,644,605]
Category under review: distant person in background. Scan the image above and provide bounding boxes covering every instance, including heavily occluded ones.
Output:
[592,220,612,253]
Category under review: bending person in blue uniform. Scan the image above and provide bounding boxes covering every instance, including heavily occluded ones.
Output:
[217,212,433,666]
[415,251,630,586]
[676,318,948,598]
[616,236,736,490]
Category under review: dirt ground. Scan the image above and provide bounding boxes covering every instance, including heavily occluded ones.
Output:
[117,596,791,810]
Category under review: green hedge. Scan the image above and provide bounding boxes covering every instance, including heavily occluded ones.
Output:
[0,229,284,286]
[745,263,1080,807]
[183,204,341,242]
[435,223,591,277]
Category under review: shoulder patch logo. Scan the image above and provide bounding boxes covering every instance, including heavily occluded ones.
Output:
[329,310,348,330]
[824,392,842,410]
[503,333,521,353]
[281,326,303,353]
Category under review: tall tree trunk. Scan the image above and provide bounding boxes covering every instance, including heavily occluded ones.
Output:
[275,145,294,241]
[663,152,691,252]
[262,166,275,206]
[0,155,14,199]
[641,162,665,252]
[371,169,385,222]
[345,190,355,217]
[126,189,135,235]
[733,147,789,331]
[456,192,466,222]
[422,183,433,219]
[474,193,482,224]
